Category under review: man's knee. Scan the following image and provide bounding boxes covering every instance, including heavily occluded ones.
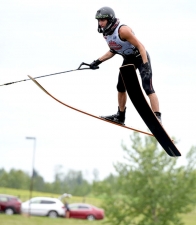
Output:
[117,84,126,92]
[143,84,155,95]
[142,78,155,95]
[145,89,155,95]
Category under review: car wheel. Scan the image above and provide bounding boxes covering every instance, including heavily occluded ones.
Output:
[5,208,14,215]
[48,210,58,218]
[87,215,95,221]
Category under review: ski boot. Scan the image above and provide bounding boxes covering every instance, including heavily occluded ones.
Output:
[101,107,126,125]
[154,112,162,123]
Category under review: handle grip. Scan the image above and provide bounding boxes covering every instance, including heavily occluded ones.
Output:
[78,62,91,70]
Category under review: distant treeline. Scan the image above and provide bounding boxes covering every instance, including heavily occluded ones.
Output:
[0,168,95,196]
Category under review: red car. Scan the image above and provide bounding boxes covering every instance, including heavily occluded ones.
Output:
[0,194,21,215]
[67,203,104,220]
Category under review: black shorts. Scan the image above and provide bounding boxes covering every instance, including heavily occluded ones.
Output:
[117,52,155,95]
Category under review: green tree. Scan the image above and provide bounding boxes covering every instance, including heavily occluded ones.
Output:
[62,170,91,196]
[94,132,196,225]
[0,169,30,189]
[32,170,46,192]
[51,165,65,194]
[0,166,92,196]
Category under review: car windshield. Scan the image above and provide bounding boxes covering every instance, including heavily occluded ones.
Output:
[30,199,41,204]
[69,204,91,210]
[69,204,78,209]
[0,197,8,202]
[40,200,55,204]
[78,205,90,209]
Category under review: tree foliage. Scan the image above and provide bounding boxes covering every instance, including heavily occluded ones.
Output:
[93,132,196,225]
[0,168,91,197]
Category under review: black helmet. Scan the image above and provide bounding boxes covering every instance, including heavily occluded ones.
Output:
[95,6,115,20]
[95,7,117,35]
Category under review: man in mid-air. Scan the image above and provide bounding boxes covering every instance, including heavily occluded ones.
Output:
[89,6,162,125]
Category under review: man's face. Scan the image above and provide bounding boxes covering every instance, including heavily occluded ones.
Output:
[98,19,107,28]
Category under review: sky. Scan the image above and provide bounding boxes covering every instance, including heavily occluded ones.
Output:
[0,0,196,182]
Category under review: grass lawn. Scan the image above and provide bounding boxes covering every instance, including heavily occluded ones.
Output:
[1,211,196,225]
[0,215,104,225]
[0,187,102,206]
[181,208,196,225]
[1,187,196,224]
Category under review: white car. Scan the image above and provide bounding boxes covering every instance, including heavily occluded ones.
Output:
[21,197,65,218]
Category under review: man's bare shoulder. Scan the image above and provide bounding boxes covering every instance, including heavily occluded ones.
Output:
[119,25,133,33]
[119,25,134,39]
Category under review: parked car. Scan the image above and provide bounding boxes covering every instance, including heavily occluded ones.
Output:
[67,203,104,220]
[21,197,65,218]
[0,194,21,215]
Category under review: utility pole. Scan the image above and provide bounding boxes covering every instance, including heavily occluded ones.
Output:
[26,137,36,217]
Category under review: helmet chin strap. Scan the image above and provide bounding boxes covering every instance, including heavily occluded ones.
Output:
[97,18,119,35]
[98,25,103,33]
[97,20,109,33]
[103,18,119,36]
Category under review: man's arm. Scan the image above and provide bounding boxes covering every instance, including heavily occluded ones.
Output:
[99,50,115,62]
[119,26,148,64]
[90,51,115,69]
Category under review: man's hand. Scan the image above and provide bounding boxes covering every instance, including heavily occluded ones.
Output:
[90,59,102,70]
[141,62,151,78]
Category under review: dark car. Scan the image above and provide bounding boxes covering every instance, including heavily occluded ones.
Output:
[0,194,21,215]
[67,203,104,220]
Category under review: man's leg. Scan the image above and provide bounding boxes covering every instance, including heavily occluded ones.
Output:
[148,93,159,112]
[119,91,160,113]
[138,51,162,122]
[148,93,162,122]
[100,66,127,125]
[100,91,127,125]
[118,91,127,111]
